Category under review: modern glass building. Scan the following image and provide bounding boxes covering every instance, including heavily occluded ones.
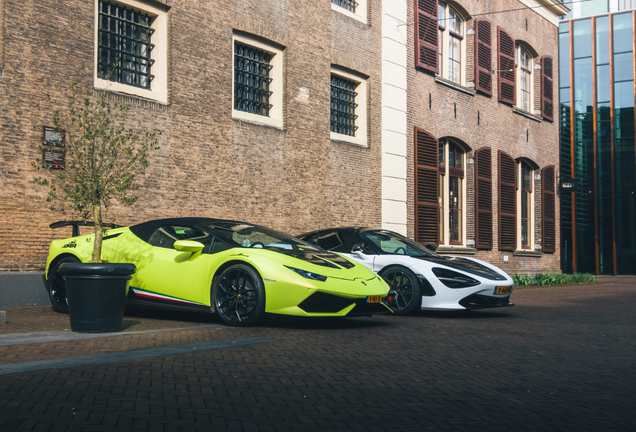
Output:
[560,12,636,274]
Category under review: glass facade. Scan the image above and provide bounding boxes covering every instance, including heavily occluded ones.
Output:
[560,12,636,274]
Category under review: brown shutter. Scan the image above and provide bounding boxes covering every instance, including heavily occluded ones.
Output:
[541,56,554,122]
[498,151,516,251]
[414,128,439,245]
[497,27,515,105]
[542,165,556,253]
[415,0,439,74]
[474,18,493,96]
[474,148,493,249]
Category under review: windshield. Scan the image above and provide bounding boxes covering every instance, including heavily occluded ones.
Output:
[198,222,355,269]
[361,230,438,257]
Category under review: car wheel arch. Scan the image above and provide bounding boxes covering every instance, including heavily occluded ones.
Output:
[209,259,263,305]
[47,253,83,278]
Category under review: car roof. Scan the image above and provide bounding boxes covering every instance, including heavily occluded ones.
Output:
[299,227,383,238]
[129,217,252,243]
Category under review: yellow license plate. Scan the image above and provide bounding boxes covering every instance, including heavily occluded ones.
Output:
[367,295,382,303]
[495,286,513,295]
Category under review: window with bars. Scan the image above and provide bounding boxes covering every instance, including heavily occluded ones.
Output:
[234,42,272,117]
[98,0,155,90]
[332,0,357,12]
[330,75,358,137]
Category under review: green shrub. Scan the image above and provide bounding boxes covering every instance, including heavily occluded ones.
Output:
[511,273,596,287]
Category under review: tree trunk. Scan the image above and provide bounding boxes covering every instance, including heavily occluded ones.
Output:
[91,202,103,263]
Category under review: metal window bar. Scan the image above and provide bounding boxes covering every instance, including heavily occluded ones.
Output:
[234,42,273,117]
[98,0,155,90]
[332,0,358,13]
[330,75,358,137]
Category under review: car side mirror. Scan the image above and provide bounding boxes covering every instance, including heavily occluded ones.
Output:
[351,242,370,259]
[174,240,205,259]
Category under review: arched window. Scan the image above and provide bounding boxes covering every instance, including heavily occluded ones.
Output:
[438,138,466,245]
[438,3,464,84]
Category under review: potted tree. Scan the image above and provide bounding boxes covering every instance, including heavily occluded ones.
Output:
[34,81,160,333]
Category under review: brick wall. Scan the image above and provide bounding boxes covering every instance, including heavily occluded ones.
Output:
[0,0,383,271]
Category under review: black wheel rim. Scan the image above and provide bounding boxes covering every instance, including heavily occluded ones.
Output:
[383,270,415,312]
[49,269,68,311]
[216,268,259,324]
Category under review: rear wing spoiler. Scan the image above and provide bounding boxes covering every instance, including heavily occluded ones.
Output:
[49,221,124,237]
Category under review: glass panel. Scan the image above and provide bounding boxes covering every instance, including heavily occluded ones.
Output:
[449,176,462,243]
[439,140,445,166]
[614,52,634,82]
[596,16,610,65]
[448,7,462,35]
[614,80,635,113]
[438,2,446,27]
[573,52,596,273]
[597,65,611,103]
[448,36,461,84]
[573,19,592,60]
[559,30,571,88]
[439,174,444,243]
[613,12,633,54]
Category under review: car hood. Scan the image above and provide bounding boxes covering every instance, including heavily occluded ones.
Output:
[412,256,508,281]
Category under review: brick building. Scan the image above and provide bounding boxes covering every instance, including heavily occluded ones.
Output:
[0,0,566,305]
[402,0,568,273]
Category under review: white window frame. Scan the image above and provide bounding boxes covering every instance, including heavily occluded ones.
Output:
[330,67,367,146]
[94,0,168,104]
[516,160,535,250]
[438,139,467,247]
[231,34,284,129]
[437,2,466,86]
[515,44,534,113]
[331,0,367,24]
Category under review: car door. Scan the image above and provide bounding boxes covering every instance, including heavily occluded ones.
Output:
[132,224,215,306]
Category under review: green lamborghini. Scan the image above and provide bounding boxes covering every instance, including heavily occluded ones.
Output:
[44,218,392,326]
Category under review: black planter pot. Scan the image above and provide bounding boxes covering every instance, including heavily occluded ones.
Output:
[58,262,136,333]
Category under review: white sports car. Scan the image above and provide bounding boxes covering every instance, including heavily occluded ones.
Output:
[300,228,514,315]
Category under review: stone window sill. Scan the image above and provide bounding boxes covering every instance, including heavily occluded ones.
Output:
[434,77,476,96]
[512,250,543,257]
[512,107,542,122]
[435,246,476,255]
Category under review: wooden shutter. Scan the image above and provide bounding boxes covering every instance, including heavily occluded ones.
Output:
[498,151,516,251]
[541,56,554,121]
[415,0,439,74]
[497,27,515,105]
[414,128,439,245]
[542,165,556,253]
[474,18,493,96]
[474,148,493,249]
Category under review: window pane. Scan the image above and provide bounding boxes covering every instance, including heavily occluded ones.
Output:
[448,7,462,35]
[559,30,570,88]
[330,75,357,136]
[449,176,462,242]
[448,36,461,84]
[573,19,592,59]
[613,12,633,54]
[597,64,610,103]
[234,42,271,116]
[614,52,634,82]
[596,16,609,65]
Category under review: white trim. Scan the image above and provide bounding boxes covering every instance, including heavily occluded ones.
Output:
[330,67,368,146]
[94,0,169,104]
[232,34,284,129]
[331,0,367,23]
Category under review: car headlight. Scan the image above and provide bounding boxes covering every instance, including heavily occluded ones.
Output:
[285,266,327,282]
[431,268,480,288]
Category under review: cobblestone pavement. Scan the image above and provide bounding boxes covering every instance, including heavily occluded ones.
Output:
[0,278,635,431]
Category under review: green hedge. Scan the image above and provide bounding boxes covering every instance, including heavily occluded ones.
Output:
[511,273,596,287]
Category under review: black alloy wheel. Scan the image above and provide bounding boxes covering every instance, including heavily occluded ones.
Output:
[47,256,81,314]
[213,264,266,326]
[380,266,421,316]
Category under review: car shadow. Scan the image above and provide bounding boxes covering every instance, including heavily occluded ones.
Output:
[124,307,219,324]
[415,308,516,319]
[259,314,391,330]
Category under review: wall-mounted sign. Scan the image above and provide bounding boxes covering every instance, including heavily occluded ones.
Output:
[560,177,577,191]
[42,126,65,169]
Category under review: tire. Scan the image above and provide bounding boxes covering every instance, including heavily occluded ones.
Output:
[47,256,81,314]
[379,266,421,316]
[212,264,266,327]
